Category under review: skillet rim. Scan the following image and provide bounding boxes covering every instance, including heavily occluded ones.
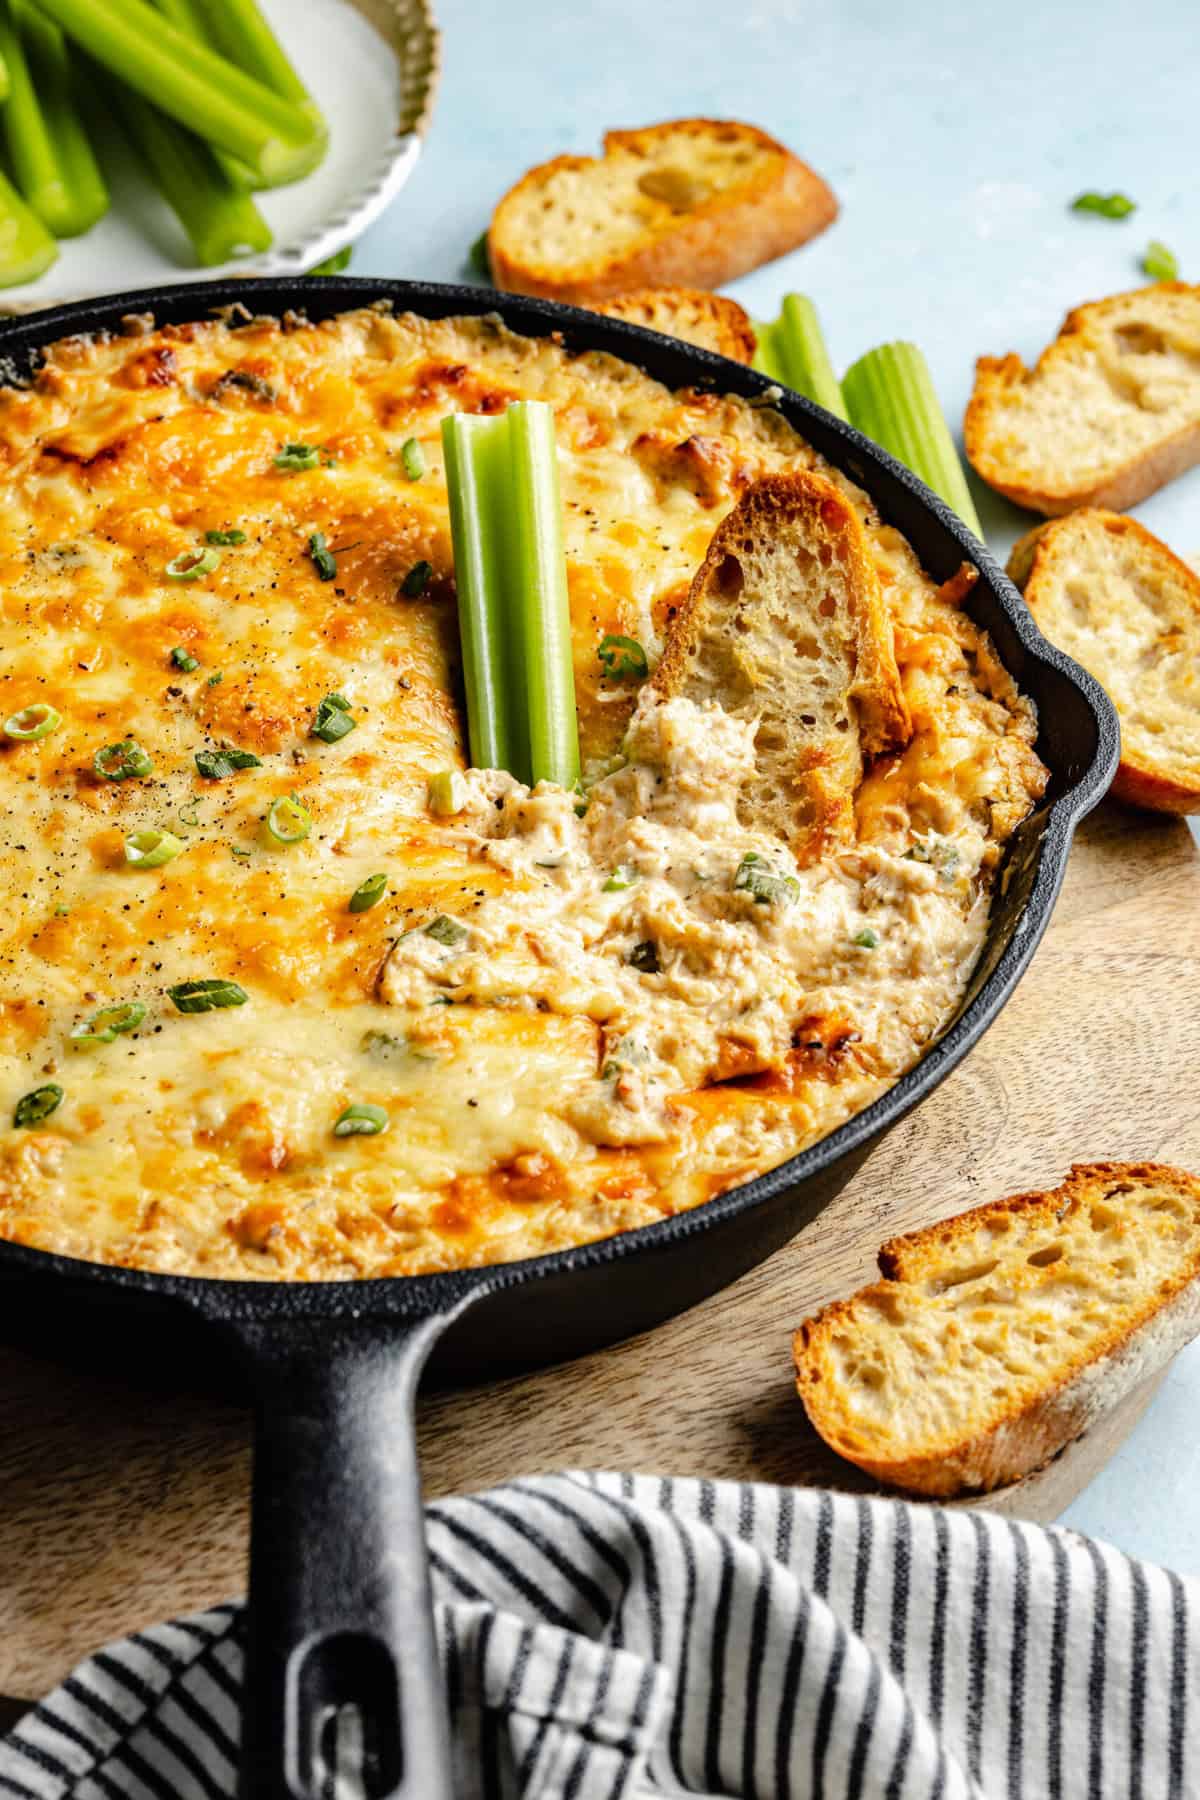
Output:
[0,275,1120,1323]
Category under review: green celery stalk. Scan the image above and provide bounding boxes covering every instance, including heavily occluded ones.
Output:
[0,43,9,102]
[842,341,983,537]
[152,0,254,190]
[34,0,321,186]
[751,295,847,419]
[0,164,57,286]
[96,63,272,266]
[441,403,580,789]
[0,0,108,237]
[195,0,327,187]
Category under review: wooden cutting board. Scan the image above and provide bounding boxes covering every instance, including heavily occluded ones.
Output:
[2,800,1199,1707]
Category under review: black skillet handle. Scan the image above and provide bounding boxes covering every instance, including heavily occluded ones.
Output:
[227,1303,475,1800]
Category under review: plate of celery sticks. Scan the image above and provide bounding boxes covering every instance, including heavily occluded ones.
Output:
[0,0,439,305]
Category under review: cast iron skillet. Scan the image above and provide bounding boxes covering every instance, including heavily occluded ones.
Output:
[0,278,1118,1798]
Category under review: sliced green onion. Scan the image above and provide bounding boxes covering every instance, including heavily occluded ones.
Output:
[349,872,387,913]
[852,927,880,949]
[4,702,61,741]
[308,531,336,581]
[442,402,580,789]
[603,867,638,892]
[311,693,356,744]
[35,0,322,185]
[0,165,57,288]
[13,1082,63,1127]
[206,527,246,545]
[427,770,464,816]
[401,559,432,598]
[207,671,223,687]
[425,914,468,948]
[400,437,425,481]
[274,442,321,472]
[597,634,648,680]
[752,295,847,420]
[70,1000,146,1046]
[195,746,261,778]
[0,0,108,238]
[94,738,153,781]
[1071,191,1136,219]
[231,844,252,860]
[124,828,184,868]
[733,852,800,907]
[1143,240,1179,282]
[842,341,984,537]
[333,1101,388,1137]
[167,546,220,580]
[167,977,248,1013]
[170,645,200,671]
[265,793,312,845]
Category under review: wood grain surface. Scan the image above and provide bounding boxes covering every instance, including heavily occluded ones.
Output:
[2,800,1198,1706]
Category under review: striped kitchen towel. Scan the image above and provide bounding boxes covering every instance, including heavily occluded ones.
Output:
[1,1471,1194,1799]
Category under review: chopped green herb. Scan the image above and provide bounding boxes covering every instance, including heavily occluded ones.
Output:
[469,230,491,280]
[14,1083,63,1128]
[166,547,220,581]
[427,771,464,816]
[400,559,432,598]
[852,928,880,950]
[207,671,224,687]
[311,693,357,743]
[1143,240,1179,281]
[733,853,800,907]
[1071,191,1136,219]
[603,867,638,892]
[308,531,337,581]
[333,1101,389,1137]
[273,442,322,472]
[170,646,200,672]
[195,747,261,779]
[400,437,425,481]
[265,794,312,845]
[597,634,649,680]
[4,703,61,741]
[349,872,388,913]
[425,914,468,947]
[205,528,247,546]
[167,978,249,1013]
[628,940,660,974]
[124,829,184,869]
[70,1001,146,1047]
[177,804,201,830]
[94,739,153,782]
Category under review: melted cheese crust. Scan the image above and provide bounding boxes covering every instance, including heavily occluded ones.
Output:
[0,306,1047,1281]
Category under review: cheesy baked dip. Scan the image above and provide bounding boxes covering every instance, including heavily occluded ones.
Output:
[0,304,1047,1281]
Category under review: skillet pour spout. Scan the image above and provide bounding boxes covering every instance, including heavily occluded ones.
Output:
[0,276,1119,1799]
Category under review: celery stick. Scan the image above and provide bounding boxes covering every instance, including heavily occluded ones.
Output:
[98,65,272,266]
[34,0,320,185]
[195,0,327,187]
[152,0,254,190]
[842,342,983,537]
[441,413,520,776]
[0,44,9,102]
[0,165,57,286]
[751,319,784,381]
[506,401,579,791]
[750,297,846,418]
[0,0,107,237]
[442,404,580,788]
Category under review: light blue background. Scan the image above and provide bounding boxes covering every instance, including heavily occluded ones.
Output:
[355,0,1200,1572]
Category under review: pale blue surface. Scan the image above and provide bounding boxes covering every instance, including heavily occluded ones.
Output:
[354,0,1200,1572]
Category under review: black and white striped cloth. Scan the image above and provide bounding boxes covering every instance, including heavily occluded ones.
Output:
[2,1471,1195,1799]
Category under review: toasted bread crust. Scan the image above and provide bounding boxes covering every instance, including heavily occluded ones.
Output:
[794,1162,1200,1496]
[654,471,909,862]
[489,118,837,302]
[965,284,1200,514]
[1010,510,1200,813]
[589,287,757,363]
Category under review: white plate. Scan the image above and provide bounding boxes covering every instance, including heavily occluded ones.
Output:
[2,0,440,309]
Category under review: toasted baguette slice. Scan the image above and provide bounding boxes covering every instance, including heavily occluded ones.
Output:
[1009,509,1200,812]
[589,287,756,363]
[654,471,910,863]
[965,283,1200,515]
[488,119,837,303]
[794,1163,1200,1497]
